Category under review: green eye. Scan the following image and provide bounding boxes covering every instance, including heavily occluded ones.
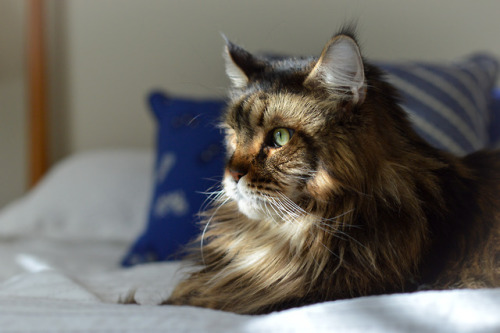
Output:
[272,128,293,147]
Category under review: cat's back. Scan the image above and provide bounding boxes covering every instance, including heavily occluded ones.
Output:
[433,149,500,288]
[463,149,500,210]
[464,149,500,178]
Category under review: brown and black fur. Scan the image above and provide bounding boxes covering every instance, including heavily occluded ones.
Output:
[166,29,500,314]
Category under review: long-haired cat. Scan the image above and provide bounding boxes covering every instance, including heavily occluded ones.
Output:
[166,28,500,314]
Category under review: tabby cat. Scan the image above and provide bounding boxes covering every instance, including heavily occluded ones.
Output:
[166,28,500,314]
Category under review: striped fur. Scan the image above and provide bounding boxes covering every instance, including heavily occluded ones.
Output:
[166,30,500,314]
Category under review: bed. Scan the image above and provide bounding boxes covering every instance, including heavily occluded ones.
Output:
[1,2,500,332]
[1,148,500,333]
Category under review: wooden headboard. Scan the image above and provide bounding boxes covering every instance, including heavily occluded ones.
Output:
[27,0,48,187]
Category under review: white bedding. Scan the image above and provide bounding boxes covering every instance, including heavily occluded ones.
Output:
[1,150,499,333]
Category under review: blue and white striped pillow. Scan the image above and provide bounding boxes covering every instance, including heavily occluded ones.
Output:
[380,54,499,155]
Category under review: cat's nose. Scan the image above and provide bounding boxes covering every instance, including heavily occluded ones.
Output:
[229,168,246,183]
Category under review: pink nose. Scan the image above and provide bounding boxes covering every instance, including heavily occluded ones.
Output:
[229,169,246,183]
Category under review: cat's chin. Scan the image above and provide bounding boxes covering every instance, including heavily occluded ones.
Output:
[223,176,268,220]
[237,200,265,220]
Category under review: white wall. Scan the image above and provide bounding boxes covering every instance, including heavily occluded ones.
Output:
[58,0,500,157]
[2,0,500,207]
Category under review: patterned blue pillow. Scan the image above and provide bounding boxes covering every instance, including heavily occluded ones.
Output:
[379,54,498,155]
[122,92,225,266]
[122,54,498,266]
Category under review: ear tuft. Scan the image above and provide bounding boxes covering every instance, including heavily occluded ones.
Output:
[223,39,249,89]
[222,37,267,90]
[305,35,366,104]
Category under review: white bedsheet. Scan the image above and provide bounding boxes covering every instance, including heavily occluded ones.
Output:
[1,238,500,333]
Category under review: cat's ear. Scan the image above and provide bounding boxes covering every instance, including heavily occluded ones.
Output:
[305,35,366,104]
[223,36,263,89]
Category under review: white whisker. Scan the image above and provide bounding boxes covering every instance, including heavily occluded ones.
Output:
[200,194,231,266]
[271,191,367,252]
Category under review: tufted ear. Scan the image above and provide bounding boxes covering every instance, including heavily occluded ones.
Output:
[223,36,265,89]
[305,35,366,104]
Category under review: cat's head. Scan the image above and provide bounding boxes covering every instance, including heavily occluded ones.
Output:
[220,31,405,222]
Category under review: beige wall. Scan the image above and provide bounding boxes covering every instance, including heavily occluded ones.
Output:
[2,0,500,207]
[0,0,27,207]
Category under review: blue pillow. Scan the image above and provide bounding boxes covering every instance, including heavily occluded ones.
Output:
[122,92,226,266]
[379,54,498,155]
[122,54,498,266]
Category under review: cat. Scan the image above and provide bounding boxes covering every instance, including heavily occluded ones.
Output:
[165,28,500,314]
